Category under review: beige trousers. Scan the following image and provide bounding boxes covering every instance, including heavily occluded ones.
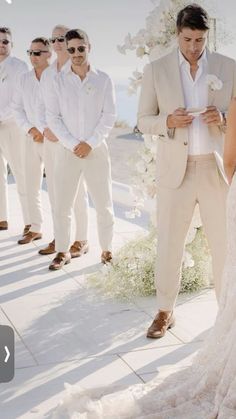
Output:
[54,141,114,252]
[0,120,29,225]
[156,154,228,311]
[43,139,89,241]
[25,134,44,233]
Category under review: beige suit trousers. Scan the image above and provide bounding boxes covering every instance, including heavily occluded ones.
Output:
[54,141,114,253]
[43,139,89,241]
[0,120,29,225]
[156,154,228,311]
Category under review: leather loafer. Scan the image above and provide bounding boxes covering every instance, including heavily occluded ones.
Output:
[0,220,8,230]
[49,252,71,270]
[70,240,89,258]
[101,250,112,264]
[147,310,175,339]
[38,239,56,255]
[18,231,42,245]
[23,224,31,236]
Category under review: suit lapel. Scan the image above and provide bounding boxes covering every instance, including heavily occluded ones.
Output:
[207,49,223,105]
[164,48,185,108]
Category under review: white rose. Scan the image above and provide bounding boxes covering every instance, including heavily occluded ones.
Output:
[136,46,146,58]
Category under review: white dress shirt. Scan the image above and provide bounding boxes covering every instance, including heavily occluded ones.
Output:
[12,69,43,134]
[179,49,214,155]
[37,59,70,131]
[46,65,116,151]
[0,55,28,122]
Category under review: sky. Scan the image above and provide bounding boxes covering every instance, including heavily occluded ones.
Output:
[1,0,236,85]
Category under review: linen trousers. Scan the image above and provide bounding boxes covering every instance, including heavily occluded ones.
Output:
[54,141,114,252]
[0,119,29,224]
[25,134,44,233]
[43,139,89,241]
[156,154,228,311]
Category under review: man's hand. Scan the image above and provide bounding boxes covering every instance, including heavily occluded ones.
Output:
[28,127,44,143]
[167,108,194,128]
[201,106,223,126]
[43,128,58,142]
[73,141,92,158]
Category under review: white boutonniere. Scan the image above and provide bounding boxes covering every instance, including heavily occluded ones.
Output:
[206,74,223,91]
[85,82,96,95]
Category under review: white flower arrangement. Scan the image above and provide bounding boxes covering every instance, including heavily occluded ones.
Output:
[206,74,223,91]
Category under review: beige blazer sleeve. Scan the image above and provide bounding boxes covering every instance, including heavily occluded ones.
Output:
[137,63,169,137]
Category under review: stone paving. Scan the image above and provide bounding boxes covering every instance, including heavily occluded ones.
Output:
[0,129,217,418]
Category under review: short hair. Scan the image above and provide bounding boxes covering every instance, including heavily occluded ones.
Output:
[52,24,70,34]
[176,4,210,33]
[0,27,12,37]
[65,29,89,44]
[32,37,50,48]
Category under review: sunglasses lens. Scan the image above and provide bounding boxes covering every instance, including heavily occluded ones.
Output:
[78,46,86,52]
[67,47,75,54]
[50,37,64,43]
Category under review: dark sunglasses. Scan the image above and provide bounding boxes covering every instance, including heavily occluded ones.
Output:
[67,46,87,54]
[49,36,65,44]
[0,39,10,45]
[27,50,49,57]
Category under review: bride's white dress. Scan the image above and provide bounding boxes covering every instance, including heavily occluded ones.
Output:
[53,174,236,419]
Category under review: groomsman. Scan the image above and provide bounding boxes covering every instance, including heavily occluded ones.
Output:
[12,37,51,244]
[46,29,116,270]
[37,25,89,258]
[0,27,30,232]
[138,4,236,338]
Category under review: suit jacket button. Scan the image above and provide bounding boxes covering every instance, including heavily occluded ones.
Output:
[184,141,188,145]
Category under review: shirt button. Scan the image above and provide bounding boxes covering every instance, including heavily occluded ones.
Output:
[184,142,188,146]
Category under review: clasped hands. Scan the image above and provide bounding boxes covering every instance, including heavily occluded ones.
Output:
[28,127,44,143]
[73,141,92,158]
[167,106,223,129]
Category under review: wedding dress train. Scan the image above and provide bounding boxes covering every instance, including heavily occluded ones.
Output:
[53,175,236,419]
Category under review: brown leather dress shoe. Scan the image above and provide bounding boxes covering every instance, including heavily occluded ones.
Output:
[0,220,8,230]
[70,240,89,258]
[23,224,31,236]
[38,239,56,255]
[101,250,112,264]
[49,252,71,270]
[18,231,42,245]
[146,311,175,339]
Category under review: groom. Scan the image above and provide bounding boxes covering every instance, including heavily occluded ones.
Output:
[138,4,236,338]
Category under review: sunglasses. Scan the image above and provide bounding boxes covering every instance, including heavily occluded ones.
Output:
[49,36,65,44]
[27,50,49,57]
[67,46,87,54]
[0,39,10,45]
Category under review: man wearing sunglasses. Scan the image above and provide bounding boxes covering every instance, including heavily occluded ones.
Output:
[12,37,51,244]
[0,27,30,234]
[36,25,89,259]
[46,29,116,270]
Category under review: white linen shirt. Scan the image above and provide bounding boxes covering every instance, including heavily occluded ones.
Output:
[12,69,43,134]
[179,49,214,155]
[46,65,116,151]
[36,59,70,131]
[0,55,28,121]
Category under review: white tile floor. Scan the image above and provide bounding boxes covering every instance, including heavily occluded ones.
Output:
[0,184,218,419]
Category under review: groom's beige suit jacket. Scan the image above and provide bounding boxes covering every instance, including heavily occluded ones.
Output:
[138,48,236,189]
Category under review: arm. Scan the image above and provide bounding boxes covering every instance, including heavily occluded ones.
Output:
[12,74,34,133]
[137,63,169,136]
[86,76,117,149]
[46,76,79,151]
[224,98,236,184]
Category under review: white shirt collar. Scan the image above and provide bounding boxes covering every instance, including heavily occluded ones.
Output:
[65,63,98,77]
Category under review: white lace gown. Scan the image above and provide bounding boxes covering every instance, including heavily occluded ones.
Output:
[53,174,236,419]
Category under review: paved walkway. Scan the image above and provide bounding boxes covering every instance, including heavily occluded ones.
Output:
[0,131,217,418]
